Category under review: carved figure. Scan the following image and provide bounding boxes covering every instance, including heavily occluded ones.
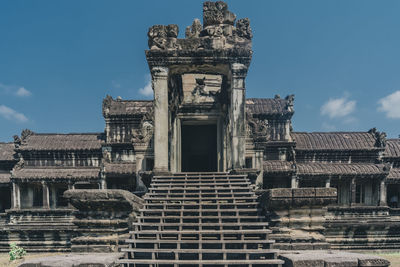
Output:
[21,129,34,140]
[102,95,113,116]
[203,1,236,27]
[247,115,269,141]
[148,24,179,50]
[185,19,202,38]
[235,18,252,39]
[102,149,111,163]
[132,115,154,144]
[369,128,387,148]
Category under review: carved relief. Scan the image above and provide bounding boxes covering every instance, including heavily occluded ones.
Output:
[132,114,154,144]
[203,1,236,27]
[235,18,252,40]
[247,115,270,142]
[148,24,179,50]
[182,74,222,104]
[102,95,113,116]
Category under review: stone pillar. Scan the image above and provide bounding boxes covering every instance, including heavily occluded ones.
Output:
[42,182,50,209]
[350,178,356,206]
[12,182,20,209]
[230,63,248,169]
[291,175,298,188]
[380,180,387,206]
[151,66,169,173]
[100,179,107,189]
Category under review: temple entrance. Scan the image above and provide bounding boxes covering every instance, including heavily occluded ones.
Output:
[181,124,217,172]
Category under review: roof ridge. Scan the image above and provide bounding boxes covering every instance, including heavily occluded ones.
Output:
[30,132,104,136]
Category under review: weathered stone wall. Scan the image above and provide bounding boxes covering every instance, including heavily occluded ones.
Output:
[64,189,143,252]
[325,206,400,250]
[259,187,337,250]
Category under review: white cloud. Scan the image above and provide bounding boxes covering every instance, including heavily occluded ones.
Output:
[138,75,153,97]
[111,80,121,89]
[378,90,400,119]
[16,87,32,97]
[0,83,32,97]
[320,96,356,119]
[0,105,28,123]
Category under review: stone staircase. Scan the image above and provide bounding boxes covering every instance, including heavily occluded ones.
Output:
[120,172,283,267]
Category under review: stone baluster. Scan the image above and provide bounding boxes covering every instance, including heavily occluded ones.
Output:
[151,66,169,173]
[291,175,298,188]
[230,63,248,169]
[325,177,331,188]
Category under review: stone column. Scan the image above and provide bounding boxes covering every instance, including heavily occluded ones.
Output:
[12,182,20,209]
[151,66,169,173]
[350,178,356,206]
[230,63,248,169]
[42,182,50,209]
[100,179,107,189]
[291,175,298,188]
[380,180,387,206]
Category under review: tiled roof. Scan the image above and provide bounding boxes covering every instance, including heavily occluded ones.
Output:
[292,132,377,151]
[388,168,400,181]
[263,160,295,173]
[0,143,15,161]
[246,98,293,117]
[296,162,387,177]
[384,139,400,158]
[19,133,104,151]
[103,97,153,117]
[12,167,100,180]
[0,172,10,183]
[103,162,136,175]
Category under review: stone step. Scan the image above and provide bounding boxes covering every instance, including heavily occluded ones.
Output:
[122,248,278,260]
[140,209,262,218]
[143,196,258,202]
[125,239,275,249]
[131,222,269,231]
[143,202,259,209]
[149,187,251,193]
[139,216,267,224]
[145,192,255,198]
[150,182,251,188]
[119,259,284,266]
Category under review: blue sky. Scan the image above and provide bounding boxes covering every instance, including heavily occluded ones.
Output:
[1,0,400,141]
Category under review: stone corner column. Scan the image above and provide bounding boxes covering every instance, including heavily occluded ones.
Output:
[151,66,169,173]
[230,63,248,170]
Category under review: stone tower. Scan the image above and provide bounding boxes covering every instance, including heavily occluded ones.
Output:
[146,1,253,173]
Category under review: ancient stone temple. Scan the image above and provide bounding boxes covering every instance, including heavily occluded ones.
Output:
[0,1,397,267]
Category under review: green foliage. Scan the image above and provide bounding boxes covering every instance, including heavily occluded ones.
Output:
[9,242,26,261]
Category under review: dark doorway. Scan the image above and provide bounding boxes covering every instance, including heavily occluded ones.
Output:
[181,124,217,172]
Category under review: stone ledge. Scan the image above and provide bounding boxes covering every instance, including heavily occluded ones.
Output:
[17,253,123,267]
